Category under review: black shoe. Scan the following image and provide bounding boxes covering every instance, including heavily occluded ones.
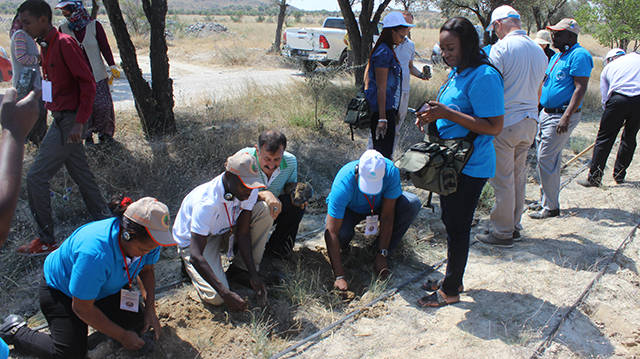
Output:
[84,136,94,145]
[475,232,514,248]
[512,230,521,242]
[0,314,26,345]
[577,179,600,188]
[529,208,560,219]
[98,134,116,144]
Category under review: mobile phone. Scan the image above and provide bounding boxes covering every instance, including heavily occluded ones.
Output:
[16,68,37,101]
[418,101,431,112]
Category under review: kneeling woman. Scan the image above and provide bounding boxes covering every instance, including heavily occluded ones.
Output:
[8,196,176,358]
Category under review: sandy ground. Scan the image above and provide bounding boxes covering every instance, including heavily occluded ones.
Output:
[4,59,640,359]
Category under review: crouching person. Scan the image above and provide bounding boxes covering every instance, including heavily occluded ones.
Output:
[325,150,421,291]
[1,196,176,358]
[173,152,271,311]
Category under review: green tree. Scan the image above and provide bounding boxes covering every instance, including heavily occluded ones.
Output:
[575,0,640,52]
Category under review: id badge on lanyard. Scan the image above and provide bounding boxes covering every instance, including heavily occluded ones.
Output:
[363,194,379,236]
[120,288,140,312]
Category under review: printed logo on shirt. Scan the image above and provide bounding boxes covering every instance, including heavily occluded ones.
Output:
[556,71,566,81]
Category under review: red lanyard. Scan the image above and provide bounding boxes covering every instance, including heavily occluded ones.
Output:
[118,236,142,290]
[363,194,376,215]
[41,33,58,81]
[548,51,568,76]
[223,203,236,235]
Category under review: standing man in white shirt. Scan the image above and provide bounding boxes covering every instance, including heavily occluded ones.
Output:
[476,5,547,247]
[368,11,428,155]
[578,50,640,186]
[172,151,271,311]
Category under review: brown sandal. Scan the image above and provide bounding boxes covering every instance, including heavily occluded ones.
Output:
[418,290,459,308]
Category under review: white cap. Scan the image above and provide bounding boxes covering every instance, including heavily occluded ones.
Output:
[486,5,520,31]
[604,48,625,65]
[358,150,386,195]
[382,12,415,29]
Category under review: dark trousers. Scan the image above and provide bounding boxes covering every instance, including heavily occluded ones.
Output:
[13,281,143,359]
[588,93,640,182]
[440,174,486,296]
[370,109,397,159]
[265,193,306,256]
[336,192,421,252]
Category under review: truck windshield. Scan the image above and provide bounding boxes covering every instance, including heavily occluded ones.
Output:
[324,18,346,29]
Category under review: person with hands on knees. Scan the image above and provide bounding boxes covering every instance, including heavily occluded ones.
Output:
[364,12,414,159]
[530,18,593,219]
[173,151,272,311]
[414,17,504,307]
[2,196,175,359]
[0,87,40,249]
[17,0,109,256]
[236,130,307,258]
[324,150,421,291]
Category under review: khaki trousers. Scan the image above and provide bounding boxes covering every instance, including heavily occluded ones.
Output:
[178,201,273,305]
[489,117,537,239]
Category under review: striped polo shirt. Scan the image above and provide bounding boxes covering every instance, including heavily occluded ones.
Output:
[240,147,297,197]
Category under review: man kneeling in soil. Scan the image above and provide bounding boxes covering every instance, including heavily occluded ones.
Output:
[235,130,307,257]
[325,150,421,291]
[172,152,270,311]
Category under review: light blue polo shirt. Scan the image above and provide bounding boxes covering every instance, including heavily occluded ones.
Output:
[1,338,8,359]
[540,43,593,109]
[326,159,402,218]
[436,64,505,178]
[44,218,161,301]
[365,43,402,112]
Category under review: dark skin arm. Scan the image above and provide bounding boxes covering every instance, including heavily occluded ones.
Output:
[0,88,40,247]
[415,101,504,136]
[234,210,267,302]
[136,265,160,340]
[324,214,347,290]
[556,76,589,134]
[189,232,248,311]
[374,67,389,140]
[374,197,397,277]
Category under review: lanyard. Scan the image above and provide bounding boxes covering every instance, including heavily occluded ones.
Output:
[41,33,59,81]
[223,203,236,236]
[118,234,142,290]
[363,194,376,215]
[548,51,568,76]
[437,71,457,102]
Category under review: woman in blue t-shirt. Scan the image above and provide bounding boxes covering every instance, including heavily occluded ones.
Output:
[415,17,505,307]
[364,12,413,159]
[3,196,175,359]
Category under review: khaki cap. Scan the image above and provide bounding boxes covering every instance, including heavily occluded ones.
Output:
[124,197,176,247]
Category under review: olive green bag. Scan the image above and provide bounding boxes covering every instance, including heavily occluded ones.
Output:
[394,122,477,196]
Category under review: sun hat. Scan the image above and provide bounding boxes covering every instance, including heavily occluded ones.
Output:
[486,5,520,31]
[124,197,175,246]
[533,30,552,46]
[547,18,580,35]
[225,151,266,189]
[382,12,415,29]
[358,150,386,195]
[603,48,625,65]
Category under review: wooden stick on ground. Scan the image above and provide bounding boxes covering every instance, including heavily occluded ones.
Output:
[562,142,595,169]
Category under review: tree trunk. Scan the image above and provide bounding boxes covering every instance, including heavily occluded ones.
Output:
[102,0,175,137]
[271,0,288,54]
[142,0,176,135]
[91,0,100,19]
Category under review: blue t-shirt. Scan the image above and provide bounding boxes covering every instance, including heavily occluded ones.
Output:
[326,159,402,218]
[436,64,505,178]
[44,218,161,301]
[540,43,593,109]
[0,338,8,359]
[365,43,402,112]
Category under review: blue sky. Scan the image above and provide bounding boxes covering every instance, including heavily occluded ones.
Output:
[287,0,341,11]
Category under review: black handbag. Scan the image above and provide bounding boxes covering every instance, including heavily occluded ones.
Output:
[344,87,372,140]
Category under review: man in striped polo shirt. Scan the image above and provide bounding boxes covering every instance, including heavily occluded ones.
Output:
[237,130,306,257]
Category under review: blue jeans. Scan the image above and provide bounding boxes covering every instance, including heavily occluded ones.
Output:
[337,192,421,252]
[440,174,487,296]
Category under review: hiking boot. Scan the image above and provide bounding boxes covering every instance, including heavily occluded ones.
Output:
[528,208,560,220]
[512,230,522,242]
[577,178,600,188]
[99,134,116,144]
[475,232,513,248]
[0,314,26,345]
[17,238,59,256]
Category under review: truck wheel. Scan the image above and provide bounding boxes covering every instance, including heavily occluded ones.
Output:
[302,60,317,73]
[338,52,349,69]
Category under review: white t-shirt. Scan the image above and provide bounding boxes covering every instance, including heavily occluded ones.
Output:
[600,52,640,108]
[489,30,547,127]
[395,37,416,93]
[172,174,259,248]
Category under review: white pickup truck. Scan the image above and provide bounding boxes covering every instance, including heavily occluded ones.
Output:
[283,17,380,71]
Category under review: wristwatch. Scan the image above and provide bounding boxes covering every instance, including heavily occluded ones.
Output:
[378,249,388,257]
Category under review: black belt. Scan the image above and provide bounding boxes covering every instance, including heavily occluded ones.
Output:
[544,107,581,114]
